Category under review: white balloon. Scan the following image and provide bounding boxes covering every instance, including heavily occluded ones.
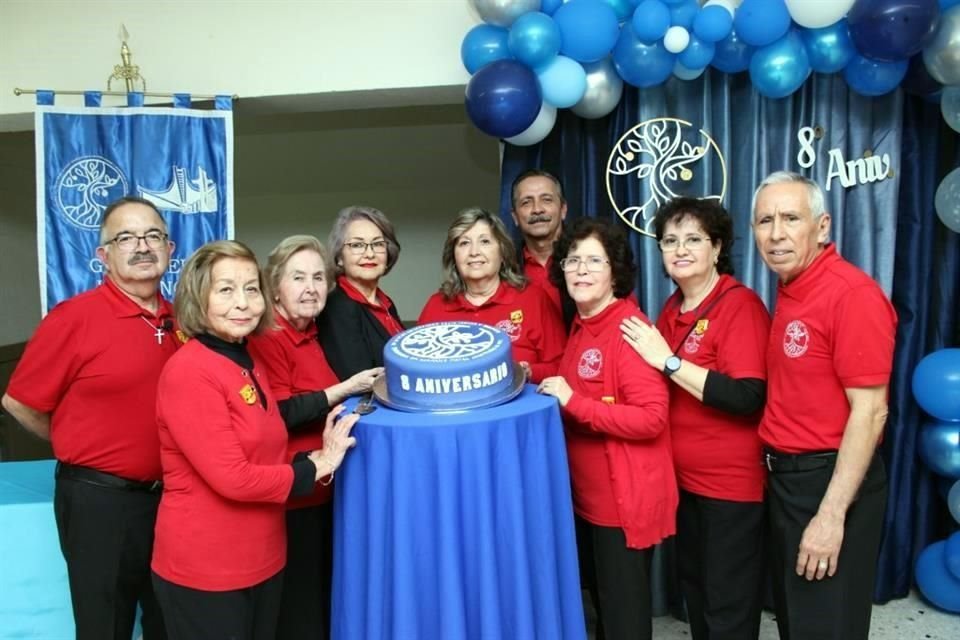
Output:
[469,0,541,28]
[942,86,960,134]
[664,26,690,54]
[784,0,855,29]
[703,0,736,18]
[506,102,557,146]
[934,167,960,234]
[673,61,706,80]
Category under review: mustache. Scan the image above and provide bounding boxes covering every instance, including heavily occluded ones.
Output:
[127,252,158,265]
[527,214,552,224]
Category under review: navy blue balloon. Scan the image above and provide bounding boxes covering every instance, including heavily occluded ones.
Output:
[554,0,622,63]
[613,24,676,87]
[848,0,941,63]
[912,348,960,420]
[917,420,960,479]
[508,12,562,69]
[633,0,672,42]
[902,53,944,97]
[461,24,511,74]
[844,54,909,95]
[800,20,856,74]
[669,0,699,28]
[465,60,542,139]
[679,35,716,69]
[694,4,734,43]
[735,0,792,47]
[712,26,755,73]
[750,30,811,98]
[916,541,960,612]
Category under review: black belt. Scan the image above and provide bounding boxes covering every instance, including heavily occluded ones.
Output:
[763,448,838,473]
[56,462,162,493]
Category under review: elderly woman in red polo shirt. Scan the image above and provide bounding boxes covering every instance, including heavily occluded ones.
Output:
[316,205,404,379]
[247,235,382,640]
[619,198,769,640]
[537,217,674,640]
[417,207,565,383]
[152,240,358,640]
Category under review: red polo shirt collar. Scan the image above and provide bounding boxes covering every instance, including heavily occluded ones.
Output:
[777,244,840,302]
[336,275,403,335]
[101,275,173,321]
[273,311,317,346]
[447,280,517,311]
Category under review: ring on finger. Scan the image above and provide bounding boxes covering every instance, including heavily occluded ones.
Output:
[817,560,828,570]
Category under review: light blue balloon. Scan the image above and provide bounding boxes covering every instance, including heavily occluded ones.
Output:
[942,86,960,133]
[633,0,671,42]
[555,0,622,63]
[461,24,512,75]
[712,26,755,73]
[843,54,909,97]
[509,12,562,69]
[613,23,676,87]
[799,20,856,74]
[678,34,715,69]
[669,0,699,28]
[693,5,734,43]
[749,30,811,98]
[538,55,589,107]
[735,0,792,47]
[918,421,960,479]
[936,168,960,233]
[673,61,706,80]
[949,479,960,526]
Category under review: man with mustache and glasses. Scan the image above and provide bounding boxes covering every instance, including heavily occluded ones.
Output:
[3,197,178,640]
[511,170,575,327]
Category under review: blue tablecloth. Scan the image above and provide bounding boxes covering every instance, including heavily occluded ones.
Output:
[0,460,73,639]
[332,385,586,640]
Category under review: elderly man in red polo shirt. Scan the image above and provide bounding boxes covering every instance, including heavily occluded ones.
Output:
[752,171,896,640]
[2,197,177,640]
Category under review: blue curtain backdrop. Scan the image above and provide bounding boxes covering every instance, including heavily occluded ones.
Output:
[499,70,958,602]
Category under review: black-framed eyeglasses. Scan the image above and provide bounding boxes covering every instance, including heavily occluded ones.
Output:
[345,240,388,255]
[658,235,710,252]
[560,255,610,272]
[106,231,168,252]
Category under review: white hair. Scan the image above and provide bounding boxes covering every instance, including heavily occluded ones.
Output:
[751,171,826,220]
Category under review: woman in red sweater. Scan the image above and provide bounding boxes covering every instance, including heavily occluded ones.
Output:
[247,235,381,640]
[418,207,565,382]
[537,218,675,640]
[152,240,358,640]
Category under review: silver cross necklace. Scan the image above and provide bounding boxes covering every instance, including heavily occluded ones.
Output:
[141,316,166,344]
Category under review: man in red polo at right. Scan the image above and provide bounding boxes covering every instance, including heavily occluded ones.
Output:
[752,171,896,640]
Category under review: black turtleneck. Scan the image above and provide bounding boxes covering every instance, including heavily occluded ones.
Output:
[195,333,317,498]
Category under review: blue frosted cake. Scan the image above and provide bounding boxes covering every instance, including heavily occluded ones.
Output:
[373,321,524,411]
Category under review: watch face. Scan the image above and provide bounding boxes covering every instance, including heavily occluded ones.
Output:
[665,356,681,373]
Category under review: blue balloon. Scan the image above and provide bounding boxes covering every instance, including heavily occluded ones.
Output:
[712,26,755,73]
[799,20,856,74]
[633,0,671,42]
[918,420,960,478]
[913,349,960,421]
[916,541,960,612]
[673,61,707,80]
[942,0,960,10]
[693,5,734,43]
[735,0,792,47]
[949,478,960,525]
[678,34,715,69]
[669,0,699,28]
[749,30,811,98]
[661,0,687,4]
[541,0,564,14]
[613,23,676,87]
[848,0,941,63]
[604,0,636,20]
[844,54,908,96]
[554,0,622,63]
[465,60,542,138]
[461,24,511,74]
[537,55,589,107]
[508,12,562,69]
[946,531,960,579]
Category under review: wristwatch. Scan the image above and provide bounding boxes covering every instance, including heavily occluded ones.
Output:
[663,355,682,377]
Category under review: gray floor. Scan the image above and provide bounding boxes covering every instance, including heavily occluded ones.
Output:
[645,590,959,639]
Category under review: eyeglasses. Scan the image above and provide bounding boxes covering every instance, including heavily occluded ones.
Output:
[560,255,610,272]
[658,235,710,252]
[345,240,388,255]
[106,231,168,252]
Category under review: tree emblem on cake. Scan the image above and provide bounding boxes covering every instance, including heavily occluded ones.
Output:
[398,323,499,360]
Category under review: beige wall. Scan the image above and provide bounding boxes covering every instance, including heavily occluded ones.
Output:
[0,103,501,345]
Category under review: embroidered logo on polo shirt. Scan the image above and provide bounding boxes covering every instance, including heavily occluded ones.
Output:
[578,348,602,379]
[176,330,190,344]
[783,320,810,358]
[495,319,521,342]
[684,332,703,354]
[239,384,258,405]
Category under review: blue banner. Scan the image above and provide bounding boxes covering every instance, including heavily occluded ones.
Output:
[35,101,233,313]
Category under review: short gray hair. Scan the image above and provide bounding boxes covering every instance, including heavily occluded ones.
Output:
[99,196,167,244]
[328,206,401,276]
[439,207,526,299]
[264,235,334,299]
[751,171,826,220]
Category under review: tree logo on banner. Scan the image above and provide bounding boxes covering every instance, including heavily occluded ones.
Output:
[56,155,130,229]
[605,117,727,238]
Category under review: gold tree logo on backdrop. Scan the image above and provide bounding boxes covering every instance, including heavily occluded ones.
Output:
[606,118,727,238]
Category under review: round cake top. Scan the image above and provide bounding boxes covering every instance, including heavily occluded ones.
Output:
[390,321,506,363]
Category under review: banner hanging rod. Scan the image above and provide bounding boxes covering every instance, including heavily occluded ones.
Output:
[14,88,238,100]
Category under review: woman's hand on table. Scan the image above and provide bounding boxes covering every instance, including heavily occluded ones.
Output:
[537,376,573,407]
[620,316,671,370]
[310,405,359,482]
